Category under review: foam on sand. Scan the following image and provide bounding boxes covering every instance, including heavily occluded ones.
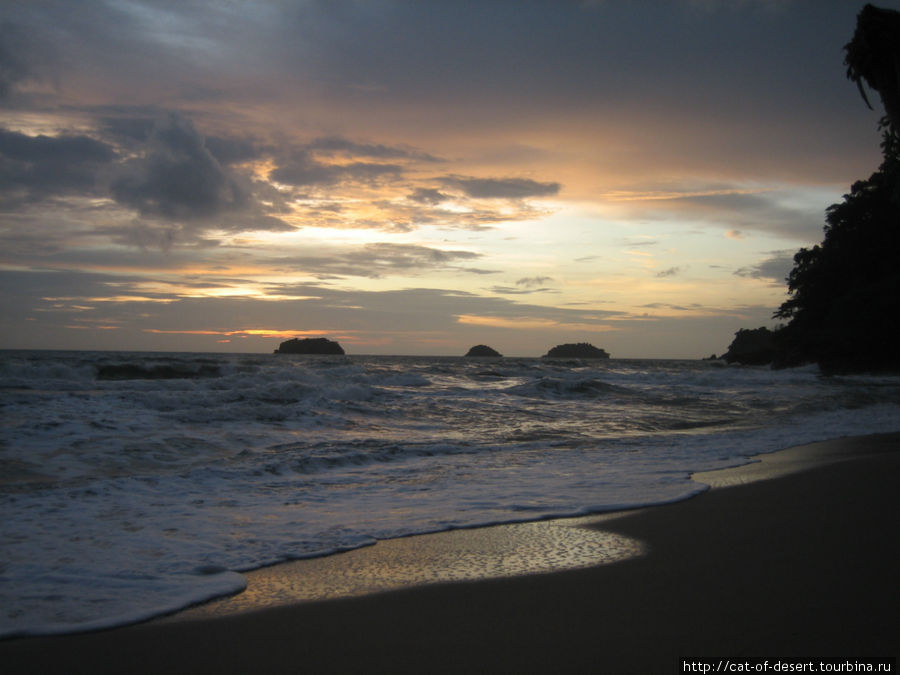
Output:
[169,517,645,619]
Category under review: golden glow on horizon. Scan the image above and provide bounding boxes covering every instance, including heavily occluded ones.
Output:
[599,187,769,202]
[64,324,120,331]
[142,328,339,339]
[43,295,178,304]
[176,286,321,301]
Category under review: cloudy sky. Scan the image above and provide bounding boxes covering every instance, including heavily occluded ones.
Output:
[0,0,894,357]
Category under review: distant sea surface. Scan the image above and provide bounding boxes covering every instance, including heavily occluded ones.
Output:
[3,350,900,637]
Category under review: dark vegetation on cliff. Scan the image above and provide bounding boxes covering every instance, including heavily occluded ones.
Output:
[726,5,900,373]
[274,337,345,355]
[720,328,779,367]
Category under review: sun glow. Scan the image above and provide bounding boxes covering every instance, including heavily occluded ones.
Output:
[142,328,336,339]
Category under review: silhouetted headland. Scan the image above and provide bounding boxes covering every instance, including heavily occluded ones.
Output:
[543,343,610,359]
[725,4,900,374]
[465,345,502,357]
[274,337,345,355]
[720,327,778,366]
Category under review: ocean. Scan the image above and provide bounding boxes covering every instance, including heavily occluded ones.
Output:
[2,350,899,638]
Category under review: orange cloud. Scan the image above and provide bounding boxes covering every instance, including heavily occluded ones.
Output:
[142,328,335,339]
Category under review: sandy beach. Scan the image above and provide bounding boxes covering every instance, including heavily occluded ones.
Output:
[3,433,898,674]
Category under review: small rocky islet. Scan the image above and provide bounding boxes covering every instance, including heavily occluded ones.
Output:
[274,337,345,355]
[273,338,613,359]
[464,342,611,358]
[542,343,610,359]
[464,345,503,357]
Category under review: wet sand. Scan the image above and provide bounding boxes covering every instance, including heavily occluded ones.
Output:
[3,433,898,673]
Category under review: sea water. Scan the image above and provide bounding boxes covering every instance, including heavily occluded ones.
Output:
[2,350,899,637]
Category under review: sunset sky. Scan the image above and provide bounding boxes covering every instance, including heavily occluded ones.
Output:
[1,0,895,358]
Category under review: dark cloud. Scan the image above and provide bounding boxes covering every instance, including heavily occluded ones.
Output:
[661,190,824,240]
[443,176,561,199]
[0,129,114,165]
[484,275,557,296]
[0,218,71,260]
[266,242,484,279]
[364,242,479,267]
[639,302,704,312]
[99,112,292,240]
[109,112,247,220]
[489,285,557,295]
[516,276,553,288]
[323,160,404,184]
[203,135,267,166]
[268,136,439,188]
[307,136,440,162]
[269,149,402,187]
[407,188,450,204]
[104,211,294,252]
[655,267,682,278]
[0,127,116,199]
[734,251,796,284]
[0,17,61,105]
[621,238,659,249]
[96,107,256,160]
[271,1,869,134]
[0,22,31,99]
[97,110,159,145]
[463,268,502,276]
[104,223,205,251]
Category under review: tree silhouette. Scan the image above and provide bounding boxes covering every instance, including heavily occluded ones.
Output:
[844,4,900,137]
[773,5,900,373]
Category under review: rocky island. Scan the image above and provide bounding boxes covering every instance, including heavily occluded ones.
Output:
[274,337,345,355]
[543,343,610,359]
[465,345,502,357]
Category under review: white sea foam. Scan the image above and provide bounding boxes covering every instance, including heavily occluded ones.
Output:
[2,351,900,637]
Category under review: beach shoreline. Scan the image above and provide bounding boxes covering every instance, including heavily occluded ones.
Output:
[3,432,898,673]
[164,431,900,623]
